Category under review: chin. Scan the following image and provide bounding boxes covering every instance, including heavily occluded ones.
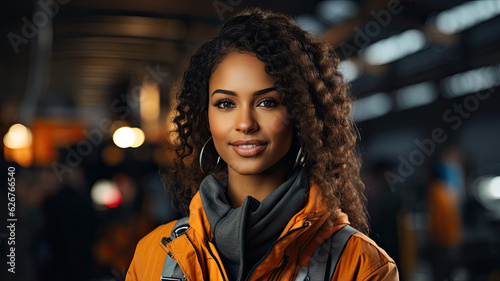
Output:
[229,163,269,175]
[228,157,289,176]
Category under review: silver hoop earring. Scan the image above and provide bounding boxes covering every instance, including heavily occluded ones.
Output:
[294,146,305,169]
[199,136,221,174]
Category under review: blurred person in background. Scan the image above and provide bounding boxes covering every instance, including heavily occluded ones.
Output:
[126,8,398,281]
[427,147,465,281]
[39,166,97,281]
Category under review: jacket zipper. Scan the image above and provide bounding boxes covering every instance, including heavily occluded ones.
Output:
[244,219,310,281]
[269,255,289,281]
[204,239,227,281]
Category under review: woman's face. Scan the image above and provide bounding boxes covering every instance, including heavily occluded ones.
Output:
[208,52,293,175]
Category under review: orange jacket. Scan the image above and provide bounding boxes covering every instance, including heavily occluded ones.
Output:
[126,180,398,281]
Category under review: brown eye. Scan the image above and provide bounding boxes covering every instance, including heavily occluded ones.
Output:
[257,98,279,108]
[214,99,235,109]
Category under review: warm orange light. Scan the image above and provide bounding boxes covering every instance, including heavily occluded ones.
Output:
[3,123,34,167]
[101,145,124,166]
[3,123,32,149]
[130,128,145,148]
[112,127,145,148]
[4,146,33,167]
[140,83,160,121]
[113,127,135,148]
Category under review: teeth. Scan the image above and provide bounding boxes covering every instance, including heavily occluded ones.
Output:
[237,144,258,149]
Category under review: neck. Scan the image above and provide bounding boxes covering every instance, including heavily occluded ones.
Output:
[227,159,291,208]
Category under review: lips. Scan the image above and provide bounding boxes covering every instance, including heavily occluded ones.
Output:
[230,140,268,157]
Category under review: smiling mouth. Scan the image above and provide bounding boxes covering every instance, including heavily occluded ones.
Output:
[230,143,267,157]
[235,144,259,149]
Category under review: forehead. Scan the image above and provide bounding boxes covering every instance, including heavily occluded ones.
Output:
[209,52,275,93]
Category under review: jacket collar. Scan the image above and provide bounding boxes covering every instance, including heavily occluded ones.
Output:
[162,176,351,281]
[198,168,309,280]
[187,176,350,243]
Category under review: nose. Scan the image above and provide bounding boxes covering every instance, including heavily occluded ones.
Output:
[235,106,259,134]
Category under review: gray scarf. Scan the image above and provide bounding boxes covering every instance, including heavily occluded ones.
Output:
[199,168,309,280]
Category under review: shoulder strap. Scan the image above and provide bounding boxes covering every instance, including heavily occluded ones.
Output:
[161,217,190,281]
[170,217,189,239]
[307,225,359,281]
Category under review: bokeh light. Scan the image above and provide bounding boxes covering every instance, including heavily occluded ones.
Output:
[91,179,122,209]
[113,126,135,148]
[130,127,145,148]
[103,189,123,208]
[3,123,33,149]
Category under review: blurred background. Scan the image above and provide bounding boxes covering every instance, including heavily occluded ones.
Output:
[1,0,500,280]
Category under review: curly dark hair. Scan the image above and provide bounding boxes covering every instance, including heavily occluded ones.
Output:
[163,8,369,234]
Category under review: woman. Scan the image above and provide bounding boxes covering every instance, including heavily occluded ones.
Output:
[127,8,398,281]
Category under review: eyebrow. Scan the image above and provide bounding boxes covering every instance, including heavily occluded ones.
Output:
[211,87,276,97]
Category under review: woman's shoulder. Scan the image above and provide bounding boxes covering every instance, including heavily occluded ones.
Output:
[126,220,181,281]
[335,231,399,280]
[135,220,179,251]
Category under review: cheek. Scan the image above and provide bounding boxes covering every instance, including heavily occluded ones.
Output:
[208,107,221,133]
[208,109,229,148]
[268,114,293,146]
[268,113,293,137]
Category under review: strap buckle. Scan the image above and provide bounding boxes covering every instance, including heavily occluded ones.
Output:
[160,277,184,281]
